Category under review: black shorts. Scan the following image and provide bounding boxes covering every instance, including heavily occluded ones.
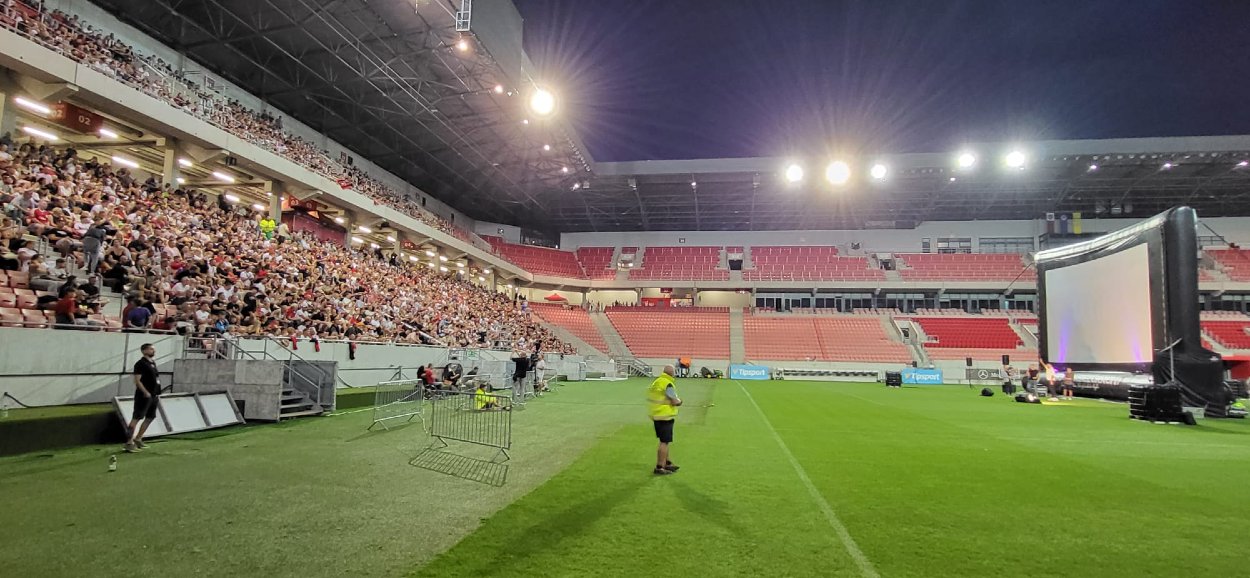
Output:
[132,394,159,420]
[653,419,674,443]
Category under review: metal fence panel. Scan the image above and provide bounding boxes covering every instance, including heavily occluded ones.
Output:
[368,379,425,430]
[427,391,512,456]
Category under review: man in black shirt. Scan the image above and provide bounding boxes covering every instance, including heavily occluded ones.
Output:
[125,343,161,453]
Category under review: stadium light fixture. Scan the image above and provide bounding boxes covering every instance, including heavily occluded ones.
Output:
[521,118,529,125]
[478,276,486,282]
[561,166,569,173]
[98,128,119,139]
[1237,160,1248,168]
[529,88,556,116]
[224,194,241,203]
[870,163,888,180]
[483,268,492,274]
[439,266,449,272]
[956,151,976,170]
[357,225,373,234]
[690,181,698,188]
[506,283,514,289]
[370,242,380,249]
[1162,162,1174,170]
[111,155,139,169]
[783,163,804,183]
[825,161,851,185]
[425,250,436,257]
[333,217,345,224]
[21,126,57,141]
[439,255,448,262]
[176,177,186,184]
[457,262,466,268]
[386,235,396,242]
[409,255,419,262]
[1088,164,1098,172]
[351,236,364,244]
[571,182,581,191]
[949,176,957,182]
[178,158,193,168]
[455,38,469,52]
[252,203,265,211]
[212,171,236,183]
[428,262,437,269]
[1004,150,1026,169]
[493,84,504,94]
[14,96,50,115]
[543,144,551,151]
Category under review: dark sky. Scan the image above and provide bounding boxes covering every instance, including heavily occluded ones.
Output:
[513,0,1250,163]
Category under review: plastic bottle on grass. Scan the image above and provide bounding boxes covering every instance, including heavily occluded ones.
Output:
[108,455,118,472]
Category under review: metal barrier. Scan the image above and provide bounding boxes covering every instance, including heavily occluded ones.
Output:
[368,379,426,431]
[427,390,512,462]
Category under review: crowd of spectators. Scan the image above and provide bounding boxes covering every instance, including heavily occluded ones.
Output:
[0,1,481,246]
[1,136,575,354]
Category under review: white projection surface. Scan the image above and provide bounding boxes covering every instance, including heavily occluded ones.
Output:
[1044,242,1153,364]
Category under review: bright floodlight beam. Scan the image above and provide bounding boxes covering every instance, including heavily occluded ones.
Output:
[783,163,804,183]
[956,151,976,170]
[825,161,851,185]
[870,163,888,180]
[529,88,556,117]
[1005,150,1026,169]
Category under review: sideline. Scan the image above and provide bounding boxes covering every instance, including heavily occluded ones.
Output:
[735,380,880,578]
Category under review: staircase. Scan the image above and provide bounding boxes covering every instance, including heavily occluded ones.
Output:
[729,307,745,363]
[590,311,633,358]
[891,318,930,366]
[183,336,332,420]
[1011,321,1039,349]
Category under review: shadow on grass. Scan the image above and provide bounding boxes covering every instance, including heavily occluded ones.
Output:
[346,420,421,442]
[417,473,648,576]
[409,447,509,487]
[670,478,746,536]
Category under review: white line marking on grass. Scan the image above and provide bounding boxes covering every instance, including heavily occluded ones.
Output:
[735,380,880,578]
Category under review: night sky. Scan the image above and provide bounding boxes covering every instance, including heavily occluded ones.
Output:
[513,0,1250,163]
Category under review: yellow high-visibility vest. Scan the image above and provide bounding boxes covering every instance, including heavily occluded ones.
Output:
[647,373,678,421]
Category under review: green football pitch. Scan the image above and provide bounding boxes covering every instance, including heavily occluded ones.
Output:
[3,378,1249,577]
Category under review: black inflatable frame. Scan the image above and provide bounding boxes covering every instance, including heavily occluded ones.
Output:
[1035,206,1225,407]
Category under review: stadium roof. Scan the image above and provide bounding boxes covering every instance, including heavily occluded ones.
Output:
[95,1,1250,235]
[95,0,588,225]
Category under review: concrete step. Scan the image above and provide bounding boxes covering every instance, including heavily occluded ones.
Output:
[278,408,324,420]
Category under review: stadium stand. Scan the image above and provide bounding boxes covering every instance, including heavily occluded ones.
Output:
[1201,318,1250,350]
[605,306,730,358]
[744,313,911,362]
[628,246,728,281]
[529,303,608,352]
[1206,249,1250,281]
[0,1,477,244]
[896,253,1034,281]
[0,143,574,352]
[481,236,584,278]
[911,316,1024,349]
[745,247,884,281]
[575,247,617,280]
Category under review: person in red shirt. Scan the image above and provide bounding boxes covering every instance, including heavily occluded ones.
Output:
[53,289,79,328]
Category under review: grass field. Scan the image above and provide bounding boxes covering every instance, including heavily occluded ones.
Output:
[3,378,1249,577]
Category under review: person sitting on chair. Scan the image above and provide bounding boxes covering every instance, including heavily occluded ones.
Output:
[474,382,500,411]
[442,363,462,389]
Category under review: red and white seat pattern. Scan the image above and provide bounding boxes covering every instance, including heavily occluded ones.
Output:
[745,247,884,281]
[481,237,584,278]
[575,247,617,280]
[1207,249,1250,282]
[605,306,730,358]
[897,254,1034,282]
[743,314,911,362]
[530,303,608,352]
[628,247,728,281]
[1201,318,1250,350]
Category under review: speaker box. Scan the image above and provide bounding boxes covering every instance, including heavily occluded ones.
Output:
[1002,354,1010,365]
[980,388,994,397]
[966,357,973,367]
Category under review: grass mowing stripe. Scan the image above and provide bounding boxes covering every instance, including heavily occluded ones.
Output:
[735,380,880,578]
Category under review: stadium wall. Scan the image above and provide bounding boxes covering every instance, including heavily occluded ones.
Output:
[0,330,521,407]
[695,291,752,308]
[39,0,471,228]
[559,217,1250,252]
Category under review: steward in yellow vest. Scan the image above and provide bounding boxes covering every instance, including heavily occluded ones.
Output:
[647,365,682,475]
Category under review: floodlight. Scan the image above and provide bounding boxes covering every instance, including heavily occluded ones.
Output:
[13,96,50,115]
[252,203,265,211]
[455,38,469,52]
[98,128,119,139]
[333,217,345,224]
[178,158,193,168]
[956,151,976,170]
[783,163,804,183]
[529,88,556,116]
[825,161,851,185]
[1088,164,1098,171]
[483,268,492,274]
[493,85,504,94]
[543,144,551,151]
[439,255,448,262]
[224,194,241,203]
[212,171,236,183]
[870,163,888,180]
[425,250,436,257]
[1237,161,1248,168]
[351,236,364,244]
[357,225,372,234]
[111,156,139,169]
[176,177,186,184]
[386,235,396,242]
[561,166,569,173]
[1162,162,1173,170]
[21,126,57,141]
[1005,150,1026,169]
